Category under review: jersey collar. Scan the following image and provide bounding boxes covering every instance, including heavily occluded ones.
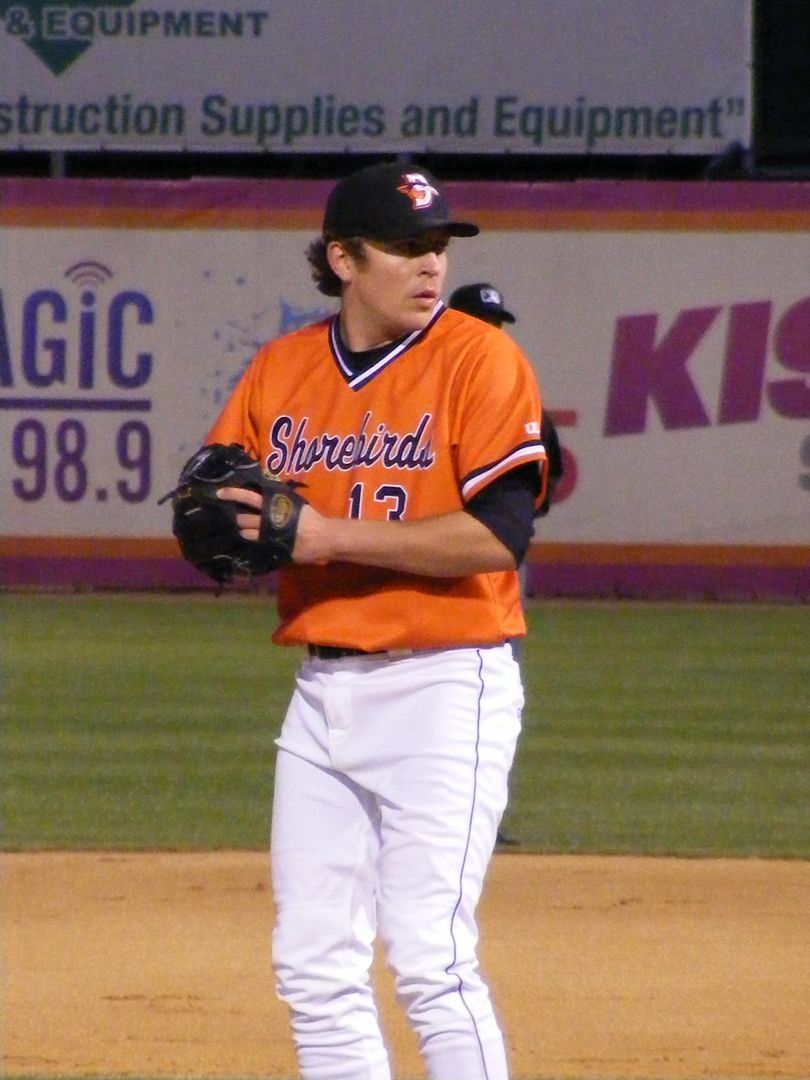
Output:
[329,301,446,390]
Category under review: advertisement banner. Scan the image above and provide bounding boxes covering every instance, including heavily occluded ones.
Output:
[1,177,807,597]
[0,0,752,155]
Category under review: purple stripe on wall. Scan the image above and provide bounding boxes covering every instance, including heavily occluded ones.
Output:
[525,562,810,601]
[449,180,810,213]
[5,178,810,215]
[0,177,334,212]
[1,557,807,600]
[0,557,274,592]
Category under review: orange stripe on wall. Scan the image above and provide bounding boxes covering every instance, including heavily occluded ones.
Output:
[6,208,810,233]
[452,210,810,232]
[0,537,179,558]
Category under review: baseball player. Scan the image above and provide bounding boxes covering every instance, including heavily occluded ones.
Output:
[208,161,549,1080]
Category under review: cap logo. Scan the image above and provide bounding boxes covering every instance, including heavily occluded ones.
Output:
[397,172,440,210]
[480,287,503,306]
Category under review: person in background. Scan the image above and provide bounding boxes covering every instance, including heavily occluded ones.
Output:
[448,282,517,330]
[449,282,564,848]
[448,281,562,530]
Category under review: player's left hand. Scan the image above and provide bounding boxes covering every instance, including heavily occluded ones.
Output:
[163,442,308,583]
[219,486,327,564]
[217,486,263,538]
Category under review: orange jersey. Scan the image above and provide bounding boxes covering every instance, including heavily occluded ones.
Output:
[207,304,547,650]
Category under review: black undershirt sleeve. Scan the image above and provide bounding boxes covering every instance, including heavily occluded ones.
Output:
[464,463,541,566]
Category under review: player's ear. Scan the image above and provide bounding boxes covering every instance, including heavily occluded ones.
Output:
[326,240,355,285]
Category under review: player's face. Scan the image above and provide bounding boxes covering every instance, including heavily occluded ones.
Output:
[332,230,450,349]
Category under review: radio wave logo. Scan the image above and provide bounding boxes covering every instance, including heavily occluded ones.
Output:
[1,1,136,76]
[64,260,114,288]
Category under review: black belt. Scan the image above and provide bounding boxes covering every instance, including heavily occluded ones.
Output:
[307,644,384,660]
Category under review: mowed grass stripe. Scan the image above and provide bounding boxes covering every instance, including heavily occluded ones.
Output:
[3,594,808,855]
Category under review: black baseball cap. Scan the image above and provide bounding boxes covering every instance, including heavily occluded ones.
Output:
[448,283,516,324]
[322,161,479,241]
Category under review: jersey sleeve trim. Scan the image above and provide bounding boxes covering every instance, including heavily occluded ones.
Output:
[461,442,547,502]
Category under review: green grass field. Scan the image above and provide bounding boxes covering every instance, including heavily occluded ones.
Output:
[3,592,808,856]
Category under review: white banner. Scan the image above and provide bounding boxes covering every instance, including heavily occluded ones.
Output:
[0,0,752,154]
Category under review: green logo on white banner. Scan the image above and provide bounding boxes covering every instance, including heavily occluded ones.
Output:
[1,1,136,75]
[1,2,269,76]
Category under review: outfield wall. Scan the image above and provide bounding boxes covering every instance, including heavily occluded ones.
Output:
[1,178,808,598]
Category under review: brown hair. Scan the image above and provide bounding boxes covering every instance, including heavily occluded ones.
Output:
[306,236,366,297]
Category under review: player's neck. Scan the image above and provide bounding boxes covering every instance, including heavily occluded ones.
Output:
[337,308,396,352]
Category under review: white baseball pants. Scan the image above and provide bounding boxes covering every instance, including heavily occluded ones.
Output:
[270,643,522,1080]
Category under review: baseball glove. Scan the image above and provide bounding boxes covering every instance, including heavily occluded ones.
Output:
[161,442,307,584]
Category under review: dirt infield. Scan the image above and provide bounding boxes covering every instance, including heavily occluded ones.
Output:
[3,852,809,1080]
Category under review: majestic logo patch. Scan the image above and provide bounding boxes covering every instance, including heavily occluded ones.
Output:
[397,172,440,211]
[480,287,503,306]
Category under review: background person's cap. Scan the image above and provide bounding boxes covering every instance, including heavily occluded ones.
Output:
[448,283,516,324]
[323,161,479,241]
